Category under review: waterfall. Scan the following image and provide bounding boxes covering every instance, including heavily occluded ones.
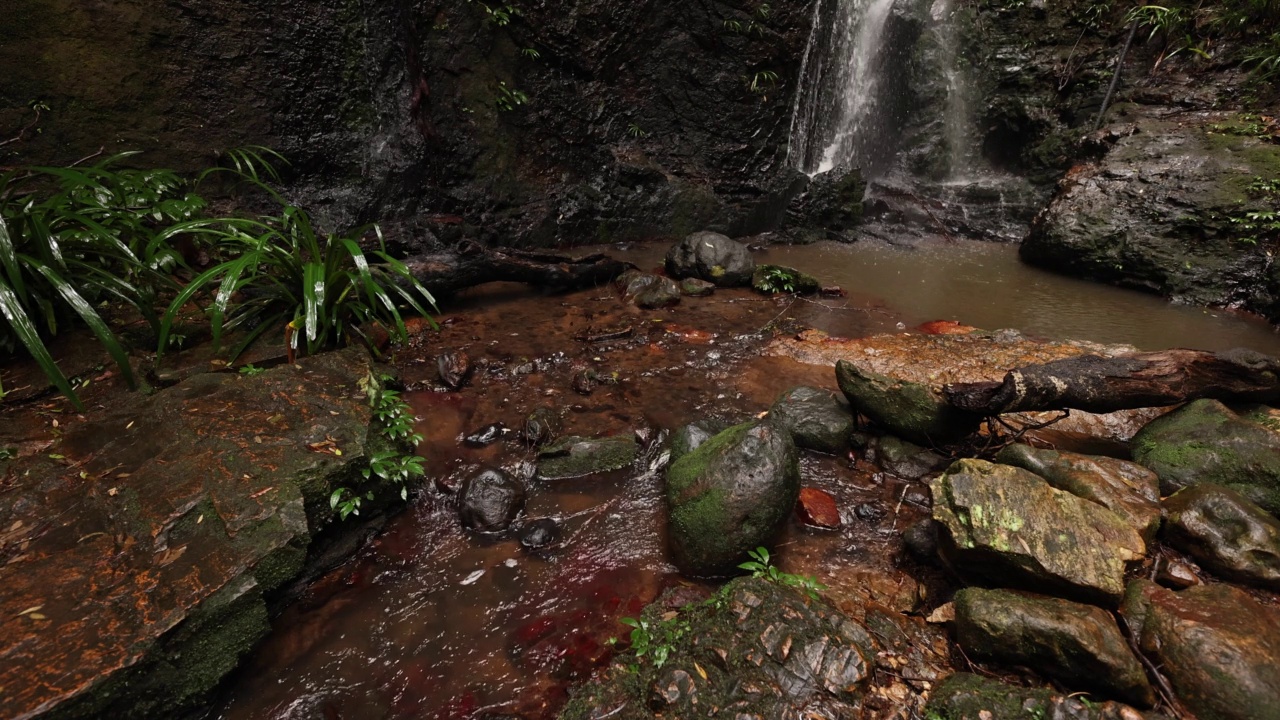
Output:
[787,0,899,177]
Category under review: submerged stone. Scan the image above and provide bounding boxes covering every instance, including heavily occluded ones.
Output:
[836,360,980,446]
[867,434,949,479]
[1162,483,1280,591]
[1123,580,1280,720]
[518,518,561,550]
[996,443,1163,542]
[458,469,526,532]
[797,487,842,529]
[632,275,682,309]
[768,385,855,455]
[954,588,1154,707]
[536,435,639,480]
[522,406,562,447]
[678,277,715,296]
[931,459,1146,605]
[665,421,799,577]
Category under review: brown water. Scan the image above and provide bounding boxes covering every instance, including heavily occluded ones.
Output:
[215,238,1279,719]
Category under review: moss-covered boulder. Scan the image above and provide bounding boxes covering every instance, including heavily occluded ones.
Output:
[835,360,981,446]
[751,264,821,295]
[996,444,1163,542]
[767,385,855,455]
[1021,113,1280,321]
[1122,580,1280,720]
[559,577,877,720]
[665,421,799,577]
[664,231,755,287]
[1162,484,1280,591]
[925,673,1165,720]
[1132,399,1280,514]
[667,419,729,465]
[931,459,1146,605]
[536,435,639,480]
[954,588,1154,707]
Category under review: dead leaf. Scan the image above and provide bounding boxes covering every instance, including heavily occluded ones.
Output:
[693,662,707,680]
[926,602,955,624]
[27,613,47,621]
[17,605,42,617]
[107,487,119,497]
[249,486,274,499]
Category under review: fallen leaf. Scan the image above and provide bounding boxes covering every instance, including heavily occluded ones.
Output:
[17,605,42,617]
[126,421,135,429]
[694,662,707,680]
[27,613,46,621]
[107,487,119,497]
[249,486,274,499]
[926,602,955,624]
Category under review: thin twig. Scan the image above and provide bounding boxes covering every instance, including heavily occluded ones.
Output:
[0,105,44,148]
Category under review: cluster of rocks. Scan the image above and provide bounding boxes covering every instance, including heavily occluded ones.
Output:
[570,329,1280,720]
[615,231,826,311]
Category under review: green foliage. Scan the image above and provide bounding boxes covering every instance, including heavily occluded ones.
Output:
[495,82,529,112]
[468,0,520,26]
[237,363,266,376]
[158,201,438,363]
[738,546,827,601]
[0,152,215,408]
[626,123,649,139]
[754,266,799,293]
[330,371,426,519]
[1124,0,1280,74]
[520,47,540,60]
[747,70,779,93]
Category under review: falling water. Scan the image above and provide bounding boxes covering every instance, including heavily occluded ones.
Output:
[788,0,899,177]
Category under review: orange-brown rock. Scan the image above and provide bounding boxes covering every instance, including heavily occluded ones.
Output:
[797,487,842,528]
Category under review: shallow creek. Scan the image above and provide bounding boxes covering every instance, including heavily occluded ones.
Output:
[214,239,1280,719]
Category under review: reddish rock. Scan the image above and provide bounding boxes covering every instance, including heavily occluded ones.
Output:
[915,320,977,335]
[797,488,842,528]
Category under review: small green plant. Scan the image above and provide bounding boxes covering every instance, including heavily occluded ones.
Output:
[520,47,540,60]
[626,123,649,138]
[755,266,799,293]
[238,363,266,376]
[613,612,694,671]
[469,0,520,26]
[330,371,426,519]
[747,70,779,93]
[495,82,529,112]
[0,446,16,460]
[738,546,827,601]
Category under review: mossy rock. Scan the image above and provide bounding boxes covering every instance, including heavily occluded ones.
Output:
[1132,399,1280,515]
[926,673,1165,720]
[835,360,980,446]
[665,421,799,577]
[751,264,821,295]
[537,435,639,480]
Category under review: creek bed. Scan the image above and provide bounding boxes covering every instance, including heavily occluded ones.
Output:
[212,238,1280,719]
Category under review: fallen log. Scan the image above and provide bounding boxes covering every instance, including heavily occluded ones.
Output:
[944,348,1280,415]
[402,240,635,296]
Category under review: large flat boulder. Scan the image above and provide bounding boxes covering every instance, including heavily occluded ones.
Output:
[769,330,1167,443]
[1162,484,1280,591]
[931,459,1146,605]
[0,348,385,719]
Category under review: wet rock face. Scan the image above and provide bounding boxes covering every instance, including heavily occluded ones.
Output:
[3,0,816,244]
[1021,113,1280,320]
[560,578,878,720]
[665,421,800,577]
[536,435,639,480]
[0,347,385,719]
[954,588,1154,707]
[664,232,755,288]
[925,673,1162,720]
[835,360,981,446]
[1132,399,1280,515]
[458,469,526,532]
[768,385,855,455]
[1123,580,1280,720]
[1162,484,1280,591]
[996,444,1163,542]
[931,459,1146,605]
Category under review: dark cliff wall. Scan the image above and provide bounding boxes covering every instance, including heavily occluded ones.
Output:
[0,0,813,250]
